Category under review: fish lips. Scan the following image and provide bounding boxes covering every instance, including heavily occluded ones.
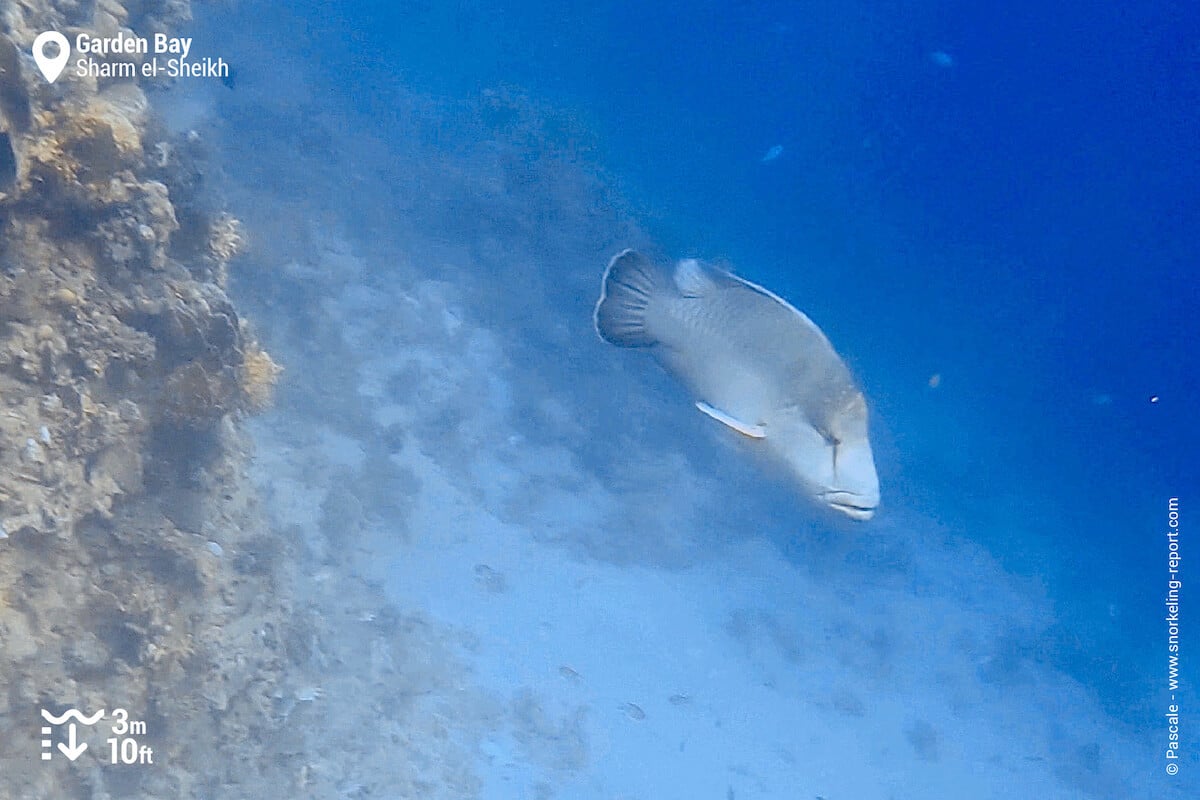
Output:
[819,490,878,521]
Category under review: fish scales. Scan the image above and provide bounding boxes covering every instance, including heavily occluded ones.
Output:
[651,265,854,429]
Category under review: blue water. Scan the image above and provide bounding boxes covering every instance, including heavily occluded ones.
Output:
[204,0,1197,795]
[295,0,1199,724]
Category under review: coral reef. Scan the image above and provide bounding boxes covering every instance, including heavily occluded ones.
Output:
[238,340,282,412]
[0,2,292,798]
[208,210,245,263]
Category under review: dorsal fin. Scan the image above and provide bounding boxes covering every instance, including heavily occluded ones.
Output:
[673,259,717,298]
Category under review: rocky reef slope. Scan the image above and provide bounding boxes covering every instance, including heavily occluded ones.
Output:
[0,2,294,797]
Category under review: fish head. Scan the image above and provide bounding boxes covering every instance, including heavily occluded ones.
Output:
[773,392,879,520]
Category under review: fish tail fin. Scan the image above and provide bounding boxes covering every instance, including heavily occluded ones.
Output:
[594,249,665,347]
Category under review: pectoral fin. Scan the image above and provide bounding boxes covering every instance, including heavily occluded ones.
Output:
[695,401,766,438]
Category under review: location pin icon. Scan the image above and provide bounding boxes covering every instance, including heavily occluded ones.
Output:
[32,31,70,84]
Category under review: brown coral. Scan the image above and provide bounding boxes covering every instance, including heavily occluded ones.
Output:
[240,342,283,412]
[162,360,239,425]
[209,211,246,263]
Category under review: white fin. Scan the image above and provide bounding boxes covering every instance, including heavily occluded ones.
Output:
[594,249,665,347]
[673,258,717,298]
[695,401,766,438]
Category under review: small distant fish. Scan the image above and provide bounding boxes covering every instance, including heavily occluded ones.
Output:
[620,702,646,721]
[668,694,692,706]
[929,50,954,68]
[220,66,237,89]
[927,373,941,389]
[473,563,507,593]
[594,250,880,520]
[760,144,784,163]
[559,665,582,681]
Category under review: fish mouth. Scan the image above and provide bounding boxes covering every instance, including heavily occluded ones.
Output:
[820,492,878,521]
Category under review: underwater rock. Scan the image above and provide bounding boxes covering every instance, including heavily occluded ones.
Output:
[16,82,153,213]
[162,360,239,425]
[0,34,31,133]
[89,82,149,153]
[0,4,299,798]
[0,131,16,192]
